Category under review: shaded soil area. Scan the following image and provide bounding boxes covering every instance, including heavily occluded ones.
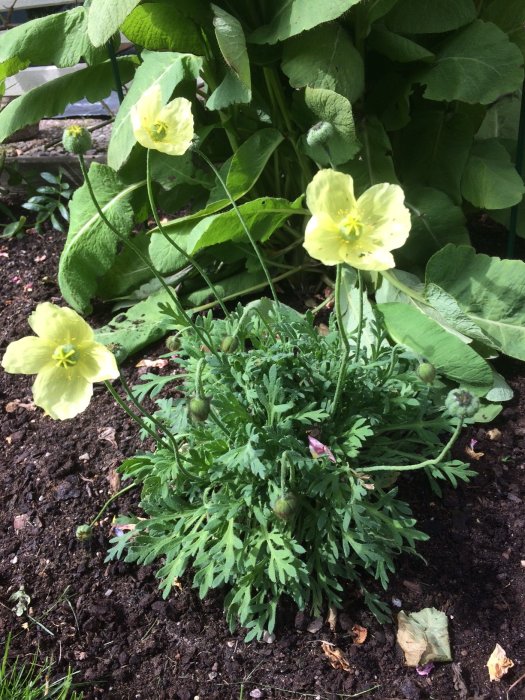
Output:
[0,221,524,700]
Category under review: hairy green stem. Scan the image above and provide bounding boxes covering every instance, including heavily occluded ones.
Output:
[78,155,218,359]
[359,419,464,472]
[103,380,170,450]
[331,265,351,416]
[146,149,230,317]
[195,149,279,303]
[89,482,136,527]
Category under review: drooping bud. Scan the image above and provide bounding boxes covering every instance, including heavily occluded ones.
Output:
[417,362,436,384]
[165,335,181,352]
[272,492,298,521]
[306,121,335,148]
[75,524,93,541]
[220,335,239,353]
[62,125,93,155]
[188,397,211,422]
[445,389,480,418]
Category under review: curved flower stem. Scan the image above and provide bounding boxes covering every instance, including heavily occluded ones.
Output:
[118,371,178,451]
[103,380,170,450]
[380,269,428,305]
[145,149,230,318]
[195,149,279,304]
[359,418,464,473]
[77,155,220,360]
[331,264,351,417]
[89,482,136,527]
[354,270,364,361]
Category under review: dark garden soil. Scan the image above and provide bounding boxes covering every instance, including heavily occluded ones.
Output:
[0,215,524,700]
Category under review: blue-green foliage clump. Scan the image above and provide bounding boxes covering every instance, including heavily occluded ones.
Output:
[108,301,474,640]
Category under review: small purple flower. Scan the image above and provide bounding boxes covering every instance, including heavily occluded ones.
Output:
[469,438,478,450]
[416,662,435,676]
[308,435,336,463]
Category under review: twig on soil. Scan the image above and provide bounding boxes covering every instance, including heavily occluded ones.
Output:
[507,671,525,699]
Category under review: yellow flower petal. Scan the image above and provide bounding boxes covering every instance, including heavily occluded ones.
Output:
[306,169,357,221]
[357,183,411,249]
[32,365,93,420]
[1,336,54,374]
[304,215,346,266]
[131,84,194,156]
[303,169,411,270]
[343,247,396,271]
[76,342,119,382]
[28,303,94,345]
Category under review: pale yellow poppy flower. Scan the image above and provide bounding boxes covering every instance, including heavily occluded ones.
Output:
[131,84,194,156]
[1,303,118,420]
[304,169,411,270]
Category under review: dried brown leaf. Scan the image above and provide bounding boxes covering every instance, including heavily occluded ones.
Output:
[98,426,117,448]
[321,642,352,672]
[327,606,337,632]
[465,446,484,460]
[487,643,514,681]
[135,358,169,368]
[486,428,502,441]
[351,624,368,645]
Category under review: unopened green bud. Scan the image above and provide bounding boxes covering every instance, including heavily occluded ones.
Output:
[417,362,436,384]
[75,524,93,541]
[445,389,480,419]
[306,121,335,148]
[188,397,210,422]
[165,335,181,352]
[273,492,298,521]
[220,335,239,353]
[62,125,92,155]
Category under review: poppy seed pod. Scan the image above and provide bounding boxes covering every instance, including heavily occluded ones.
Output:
[220,335,239,353]
[188,397,211,422]
[165,335,181,352]
[273,492,298,521]
[417,362,436,384]
[445,389,480,418]
[62,125,93,155]
[75,524,93,541]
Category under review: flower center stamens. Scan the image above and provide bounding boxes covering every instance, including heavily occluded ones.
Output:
[149,120,168,142]
[339,211,364,241]
[52,343,78,368]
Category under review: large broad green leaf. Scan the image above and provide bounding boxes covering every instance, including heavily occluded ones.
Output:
[150,197,300,272]
[206,71,251,110]
[205,129,284,208]
[58,164,144,313]
[377,302,493,393]
[352,0,399,38]
[476,91,521,141]
[423,282,499,347]
[385,0,476,34]
[96,235,153,300]
[482,0,525,58]
[121,3,205,54]
[212,5,250,89]
[302,87,360,166]
[0,7,104,68]
[426,245,525,361]
[282,24,364,103]
[107,51,202,171]
[95,290,179,362]
[396,109,477,203]
[344,117,398,192]
[418,20,524,105]
[249,0,361,45]
[461,139,525,210]
[396,186,469,269]
[368,26,434,63]
[0,57,137,144]
[206,5,251,109]
[88,0,142,47]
